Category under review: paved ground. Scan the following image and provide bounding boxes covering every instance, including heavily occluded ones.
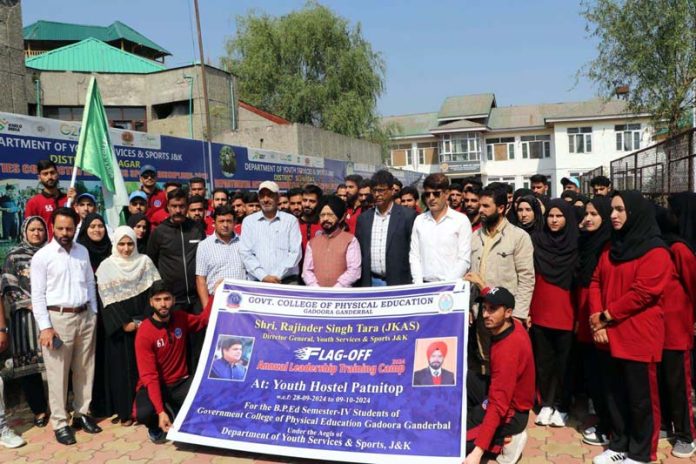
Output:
[3,400,696,463]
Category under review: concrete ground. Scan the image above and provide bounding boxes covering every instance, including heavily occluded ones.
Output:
[3,400,696,463]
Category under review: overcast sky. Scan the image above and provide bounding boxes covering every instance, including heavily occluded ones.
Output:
[23,0,600,116]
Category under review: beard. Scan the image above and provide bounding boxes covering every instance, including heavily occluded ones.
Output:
[321,221,339,234]
[480,211,500,225]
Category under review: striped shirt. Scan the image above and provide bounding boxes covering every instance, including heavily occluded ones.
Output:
[239,211,302,281]
[370,203,393,276]
[195,232,246,293]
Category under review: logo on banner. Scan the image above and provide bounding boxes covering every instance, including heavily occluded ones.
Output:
[295,347,373,361]
[226,292,242,309]
[438,293,454,312]
[0,119,22,132]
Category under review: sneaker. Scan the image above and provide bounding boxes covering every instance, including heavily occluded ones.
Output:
[496,430,527,464]
[622,458,649,464]
[148,428,167,444]
[549,409,568,427]
[592,449,626,464]
[672,440,696,458]
[583,426,610,446]
[0,426,26,449]
[535,406,554,426]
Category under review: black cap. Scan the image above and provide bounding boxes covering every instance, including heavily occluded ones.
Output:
[476,287,515,309]
[148,280,173,298]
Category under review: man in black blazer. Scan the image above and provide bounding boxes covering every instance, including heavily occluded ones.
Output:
[413,340,455,386]
[354,170,417,287]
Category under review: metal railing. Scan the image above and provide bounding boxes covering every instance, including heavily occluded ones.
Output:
[579,166,607,194]
[609,128,695,197]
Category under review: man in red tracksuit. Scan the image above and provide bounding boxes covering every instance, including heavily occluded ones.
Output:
[24,159,76,237]
[134,280,212,444]
[465,287,535,464]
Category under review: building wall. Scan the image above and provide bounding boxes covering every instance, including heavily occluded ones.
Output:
[222,123,381,165]
[0,0,27,114]
[238,105,276,130]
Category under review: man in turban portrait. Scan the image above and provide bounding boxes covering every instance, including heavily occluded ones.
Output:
[413,340,455,386]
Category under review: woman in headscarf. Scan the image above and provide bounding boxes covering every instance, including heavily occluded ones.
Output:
[0,217,49,427]
[76,213,112,271]
[506,188,534,222]
[668,191,696,250]
[574,197,612,447]
[589,191,670,464]
[76,212,112,417]
[529,199,578,428]
[96,226,160,425]
[126,213,150,254]
[513,195,543,234]
[654,206,696,458]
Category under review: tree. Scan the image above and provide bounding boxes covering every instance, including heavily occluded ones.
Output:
[581,0,696,134]
[222,2,386,138]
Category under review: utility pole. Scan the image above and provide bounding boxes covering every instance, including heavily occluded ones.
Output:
[193,0,212,142]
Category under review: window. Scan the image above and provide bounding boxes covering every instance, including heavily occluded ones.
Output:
[440,133,481,163]
[38,106,147,131]
[485,137,515,161]
[417,142,438,165]
[568,127,592,153]
[152,100,193,119]
[615,124,641,151]
[488,176,516,190]
[390,143,412,167]
[521,135,551,159]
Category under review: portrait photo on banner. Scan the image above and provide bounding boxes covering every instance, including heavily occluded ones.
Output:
[412,337,458,387]
[207,334,255,382]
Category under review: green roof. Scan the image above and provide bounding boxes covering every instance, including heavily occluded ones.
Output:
[438,93,495,119]
[24,20,170,56]
[26,38,166,74]
[381,112,438,138]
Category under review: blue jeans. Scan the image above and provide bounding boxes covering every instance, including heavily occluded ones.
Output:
[371,277,387,287]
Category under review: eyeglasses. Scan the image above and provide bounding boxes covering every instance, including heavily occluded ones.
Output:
[423,190,443,198]
[141,173,156,179]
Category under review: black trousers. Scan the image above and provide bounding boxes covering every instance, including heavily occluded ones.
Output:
[135,377,192,432]
[19,373,48,416]
[659,349,695,443]
[465,370,528,454]
[530,325,573,410]
[605,357,660,463]
[175,299,203,374]
[581,343,611,433]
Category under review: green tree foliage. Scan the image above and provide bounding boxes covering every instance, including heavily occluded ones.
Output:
[582,0,696,134]
[222,2,386,139]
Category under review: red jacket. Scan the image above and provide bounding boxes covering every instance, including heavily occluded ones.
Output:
[589,248,670,362]
[345,205,362,234]
[24,191,68,238]
[671,242,696,315]
[300,220,323,252]
[475,320,535,450]
[149,208,169,230]
[143,187,167,222]
[662,243,696,350]
[530,274,575,331]
[135,299,212,414]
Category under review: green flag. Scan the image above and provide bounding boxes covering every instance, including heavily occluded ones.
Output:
[74,77,129,227]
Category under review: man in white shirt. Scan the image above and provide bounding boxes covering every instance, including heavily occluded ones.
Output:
[30,207,101,445]
[410,173,472,283]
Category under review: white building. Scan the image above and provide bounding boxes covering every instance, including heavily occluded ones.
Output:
[382,94,652,196]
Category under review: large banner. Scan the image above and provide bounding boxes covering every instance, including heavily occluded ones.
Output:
[169,281,469,464]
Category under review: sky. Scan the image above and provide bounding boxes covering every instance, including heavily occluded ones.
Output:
[22,0,600,117]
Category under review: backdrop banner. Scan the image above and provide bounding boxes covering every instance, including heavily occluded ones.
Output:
[169,280,469,464]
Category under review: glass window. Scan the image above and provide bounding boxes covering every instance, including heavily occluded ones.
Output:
[615,124,641,151]
[521,135,551,159]
[568,127,592,154]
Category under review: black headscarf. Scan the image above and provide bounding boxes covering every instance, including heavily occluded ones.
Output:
[77,213,112,270]
[560,190,579,203]
[655,205,694,253]
[609,190,666,263]
[127,213,151,254]
[668,192,696,250]
[577,196,612,287]
[506,188,534,221]
[513,195,543,234]
[532,199,579,290]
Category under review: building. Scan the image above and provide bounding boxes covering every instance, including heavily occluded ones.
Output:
[383,94,652,195]
[6,15,382,165]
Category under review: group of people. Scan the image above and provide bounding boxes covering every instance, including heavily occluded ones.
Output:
[0,159,694,464]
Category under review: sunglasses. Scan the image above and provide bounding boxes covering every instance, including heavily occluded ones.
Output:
[422,190,443,199]
[141,173,156,179]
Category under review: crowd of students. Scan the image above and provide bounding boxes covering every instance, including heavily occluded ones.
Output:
[0,159,694,464]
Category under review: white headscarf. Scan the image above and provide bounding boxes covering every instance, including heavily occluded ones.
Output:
[96,226,161,307]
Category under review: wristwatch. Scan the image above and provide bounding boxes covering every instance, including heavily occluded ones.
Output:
[0,327,9,334]
[599,312,608,324]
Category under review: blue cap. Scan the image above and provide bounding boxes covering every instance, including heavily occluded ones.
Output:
[129,191,148,203]
[139,164,157,176]
[76,193,96,204]
[561,176,581,189]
